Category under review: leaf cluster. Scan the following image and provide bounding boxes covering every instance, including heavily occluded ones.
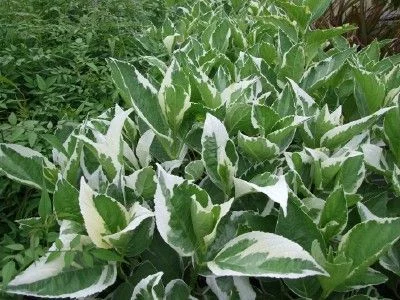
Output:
[1,0,400,299]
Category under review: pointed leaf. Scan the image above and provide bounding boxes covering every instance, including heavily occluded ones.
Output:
[338,218,400,279]
[207,231,327,278]
[201,114,238,193]
[0,144,57,191]
[321,107,395,149]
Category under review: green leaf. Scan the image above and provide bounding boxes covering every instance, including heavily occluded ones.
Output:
[265,15,298,43]
[38,181,52,218]
[276,193,326,252]
[2,261,16,286]
[78,178,128,248]
[90,249,124,262]
[207,231,327,278]
[6,229,117,298]
[251,104,280,135]
[36,74,47,91]
[221,78,257,105]
[272,84,296,117]
[304,0,332,21]
[380,240,400,276]
[301,49,352,91]
[353,68,386,116]
[311,242,352,297]
[0,144,57,191]
[213,65,231,92]
[154,165,201,256]
[225,102,255,136]
[336,268,388,292]
[288,79,317,116]
[5,243,24,251]
[158,59,191,131]
[189,65,221,109]
[273,1,312,30]
[141,232,182,283]
[108,59,171,142]
[336,152,365,194]
[93,195,128,233]
[305,25,356,61]
[75,107,133,181]
[131,272,164,300]
[206,276,256,300]
[234,173,289,216]
[184,160,204,181]
[125,167,156,199]
[205,19,231,53]
[201,113,238,194]
[164,279,191,300]
[284,277,321,299]
[320,107,395,149]
[8,112,17,125]
[306,25,357,46]
[103,203,154,257]
[319,188,348,240]
[155,165,231,255]
[53,176,82,223]
[191,196,233,247]
[267,116,310,151]
[392,165,400,196]
[278,44,305,82]
[338,218,400,280]
[384,105,400,164]
[237,132,279,162]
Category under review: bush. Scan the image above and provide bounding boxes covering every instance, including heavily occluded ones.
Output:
[1,0,400,299]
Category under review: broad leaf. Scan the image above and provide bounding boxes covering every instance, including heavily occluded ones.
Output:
[201,113,238,194]
[207,231,327,278]
[234,173,289,216]
[320,107,395,149]
[338,218,400,280]
[237,132,279,162]
[0,144,57,191]
[319,188,348,240]
[7,225,116,298]
[103,203,154,257]
[53,175,82,223]
[108,59,171,142]
[353,68,386,116]
[131,272,164,300]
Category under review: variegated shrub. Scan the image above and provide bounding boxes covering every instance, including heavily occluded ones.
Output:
[1,0,400,299]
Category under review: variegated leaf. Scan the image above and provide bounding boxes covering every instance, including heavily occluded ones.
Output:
[207,231,327,278]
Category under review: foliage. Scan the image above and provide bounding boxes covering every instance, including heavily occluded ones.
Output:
[1,0,400,299]
[0,0,165,268]
[0,0,165,152]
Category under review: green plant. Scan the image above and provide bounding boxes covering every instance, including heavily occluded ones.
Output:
[0,0,166,278]
[1,0,400,299]
[0,0,165,152]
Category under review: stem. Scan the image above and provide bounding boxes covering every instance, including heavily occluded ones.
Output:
[320,288,332,300]
[359,0,368,46]
[118,263,130,283]
[189,262,198,291]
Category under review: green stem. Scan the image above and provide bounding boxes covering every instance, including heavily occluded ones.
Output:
[189,262,198,291]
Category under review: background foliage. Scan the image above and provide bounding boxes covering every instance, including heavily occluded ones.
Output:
[0,0,165,151]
